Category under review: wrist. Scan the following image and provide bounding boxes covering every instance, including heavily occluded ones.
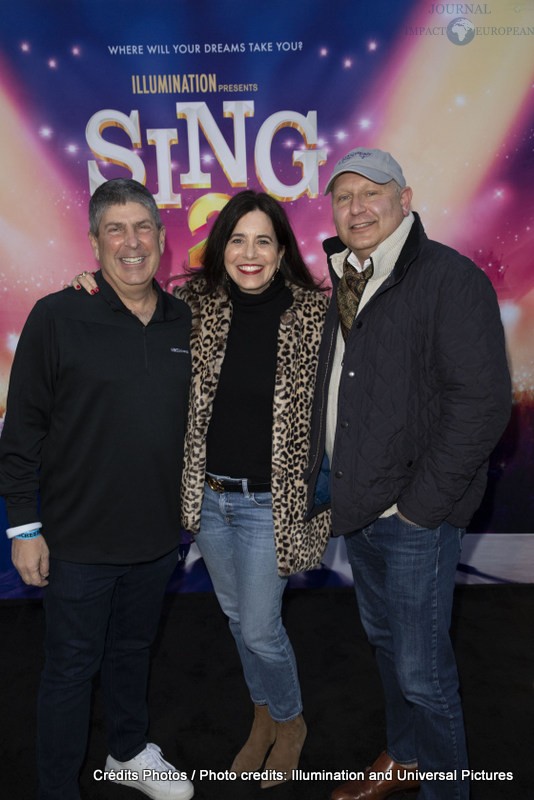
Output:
[14,530,42,540]
[6,522,42,539]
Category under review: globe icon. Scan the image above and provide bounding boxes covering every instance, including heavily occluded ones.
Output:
[447,17,476,45]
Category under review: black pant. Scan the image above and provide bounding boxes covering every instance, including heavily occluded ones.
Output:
[37,549,178,800]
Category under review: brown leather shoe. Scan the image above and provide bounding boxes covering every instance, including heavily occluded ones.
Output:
[331,751,420,800]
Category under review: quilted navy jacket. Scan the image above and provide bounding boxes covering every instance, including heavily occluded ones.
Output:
[306,213,512,536]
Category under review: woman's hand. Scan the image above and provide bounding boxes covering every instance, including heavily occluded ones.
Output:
[67,271,99,294]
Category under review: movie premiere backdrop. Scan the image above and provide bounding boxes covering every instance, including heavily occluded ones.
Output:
[0,0,533,596]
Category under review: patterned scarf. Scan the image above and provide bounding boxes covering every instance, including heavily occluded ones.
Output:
[337,257,374,341]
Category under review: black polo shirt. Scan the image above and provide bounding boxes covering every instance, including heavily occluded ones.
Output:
[0,271,191,564]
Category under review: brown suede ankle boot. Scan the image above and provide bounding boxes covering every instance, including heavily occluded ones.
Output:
[261,713,307,788]
[230,704,277,774]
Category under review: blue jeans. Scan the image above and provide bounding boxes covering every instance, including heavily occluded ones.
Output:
[37,549,178,800]
[196,477,302,721]
[344,515,469,800]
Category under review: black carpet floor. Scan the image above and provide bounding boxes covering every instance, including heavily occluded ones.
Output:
[1,585,532,800]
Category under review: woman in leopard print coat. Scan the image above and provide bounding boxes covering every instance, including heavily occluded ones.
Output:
[174,191,331,787]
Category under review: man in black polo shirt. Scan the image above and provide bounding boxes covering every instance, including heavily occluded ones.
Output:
[0,179,194,800]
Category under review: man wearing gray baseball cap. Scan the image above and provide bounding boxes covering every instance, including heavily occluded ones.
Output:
[305,148,511,800]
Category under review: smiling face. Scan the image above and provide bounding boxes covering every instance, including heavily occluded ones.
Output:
[88,201,165,298]
[223,209,284,294]
[331,173,412,264]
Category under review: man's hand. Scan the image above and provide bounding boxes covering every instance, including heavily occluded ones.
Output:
[12,536,50,587]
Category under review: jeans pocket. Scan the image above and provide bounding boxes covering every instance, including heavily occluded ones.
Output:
[250,491,273,508]
[395,511,426,530]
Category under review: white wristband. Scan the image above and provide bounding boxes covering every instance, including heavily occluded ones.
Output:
[6,522,42,539]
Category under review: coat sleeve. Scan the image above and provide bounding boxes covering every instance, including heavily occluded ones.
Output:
[0,301,56,527]
[397,262,512,528]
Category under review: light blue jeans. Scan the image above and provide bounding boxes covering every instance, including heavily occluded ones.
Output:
[196,476,302,721]
[345,515,469,800]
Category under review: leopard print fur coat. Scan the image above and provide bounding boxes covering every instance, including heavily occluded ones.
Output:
[175,277,332,576]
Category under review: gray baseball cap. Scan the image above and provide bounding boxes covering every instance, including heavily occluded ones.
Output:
[325,148,406,194]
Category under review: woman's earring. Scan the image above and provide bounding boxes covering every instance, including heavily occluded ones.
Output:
[270,260,282,283]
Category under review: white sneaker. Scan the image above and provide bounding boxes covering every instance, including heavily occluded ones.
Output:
[104,742,194,800]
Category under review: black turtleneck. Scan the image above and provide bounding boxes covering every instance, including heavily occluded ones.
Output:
[206,272,292,481]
